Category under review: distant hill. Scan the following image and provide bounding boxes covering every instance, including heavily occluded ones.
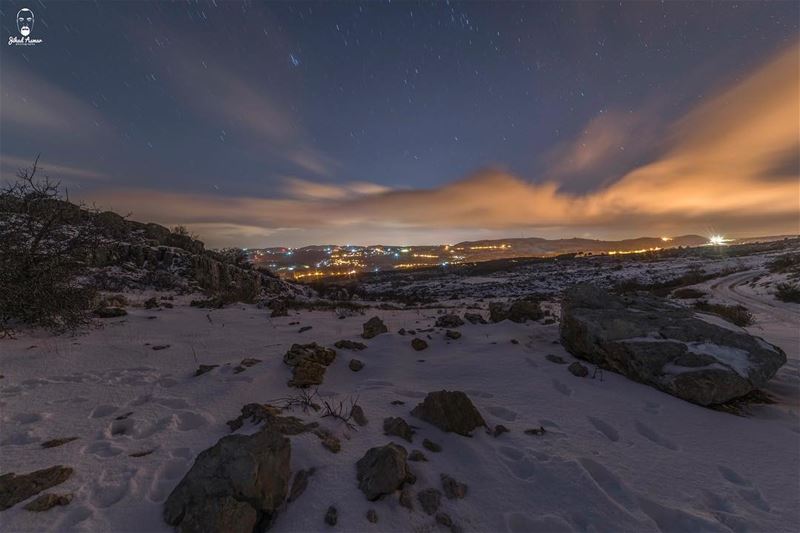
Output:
[452,235,710,258]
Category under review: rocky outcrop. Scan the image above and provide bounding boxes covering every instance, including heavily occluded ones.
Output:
[163,427,290,533]
[560,284,787,405]
[0,466,73,511]
[356,443,414,501]
[283,343,337,388]
[411,391,486,436]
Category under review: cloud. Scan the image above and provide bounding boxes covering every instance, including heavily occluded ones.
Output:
[84,43,799,247]
[0,154,108,183]
[0,61,108,136]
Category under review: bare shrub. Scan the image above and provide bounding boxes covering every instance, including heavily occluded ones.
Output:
[270,388,322,413]
[775,283,800,303]
[321,395,361,430]
[0,156,101,332]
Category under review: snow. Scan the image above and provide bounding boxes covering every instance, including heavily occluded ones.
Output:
[1,250,799,532]
[686,342,752,378]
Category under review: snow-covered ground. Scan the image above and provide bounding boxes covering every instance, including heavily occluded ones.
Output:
[1,250,798,532]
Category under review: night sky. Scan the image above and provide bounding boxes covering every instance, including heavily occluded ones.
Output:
[1,1,798,248]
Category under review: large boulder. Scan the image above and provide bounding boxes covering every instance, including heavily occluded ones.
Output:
[410,391,486,436]
[355,443,414,501]
[163,427,290,532]
[560,284,787,405]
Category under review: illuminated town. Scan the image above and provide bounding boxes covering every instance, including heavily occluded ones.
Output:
[247,234,732,279]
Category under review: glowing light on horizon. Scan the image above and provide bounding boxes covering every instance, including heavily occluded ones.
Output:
[708,235,730,245]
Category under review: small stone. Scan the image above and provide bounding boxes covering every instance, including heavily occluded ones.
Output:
[151,344,170,351]
[129,449,155,457]
[435,314,465,328]
[324,506,338,526]
[490,425,509,437]
[194,364,219,377]
[524,426,546,436]
[398,328,407,335]
[383,417,414,443]
[299,326,313,333]
[411,391,486,436]
[463,312,486,324]
[546,354,566,364]
[334,340,367,350]
[390,400,405,405]
[441,474,467,499]
[417,488,442,515]
[411,338,428,351]
[349,359,365,372]
[510,339,519,344]
[445,330,461,340]
[316,430,341,453]
[288,468,315,503]
[436,512,454,527]
[568,362,589,377]
[366,509,378,523]
[399,488,414,510]
[23,492,73,512]
[422,439,442,452]
[40,437,78,449]
[351,405,368,427]
[362,316,388,339]
[408,450,427,462]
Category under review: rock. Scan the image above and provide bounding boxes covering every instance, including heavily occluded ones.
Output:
[194,364,219,376]
[152,344,170,351]
[234,358,262,374]
[489,299,543,323]
[524,426,546,436]
[546,354,566,364]
[383,417,415,442]
[283,343,337,387]
[445,330,461,340]
[163,427,290,532]
[349,359,365,372]
[226,403,317,435]
[543,318,556,325]
[0,466,73,511]
[324,506,338,526]
[362,316,388,339]
[298,326,312,333]
[409,450,427,462]
[411,391,486,436]
[417,488,442,515]
[390,400,405,405]
[399,488,414,510]
[568,361,589,377]
[366,509,379,523]
[144,297,159,309]
[490,425,509,438]
[422,438,442,452]
[398,328,407,336]
[510,339,519,344]
[355,443,413,501]
[464,312,487,324]
[436,512,463,533]
[23,492,73,512]
[441,474,467,499]
[40,437,78,449]
[435,314,465,328]
[268,299,289,317]
[94,307,127,318]
[288,468,315,503]
[314,428,342,454]
[560,284,787,405]
[351,405,368,427]
[334,340,367,351]
[411,338,428,351]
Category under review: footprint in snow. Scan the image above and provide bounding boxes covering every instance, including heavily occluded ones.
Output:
[487,405,518,422]
[552,379,572,397]
[634,420,678,451]
[587,416,619,442]
[717,465,771,512]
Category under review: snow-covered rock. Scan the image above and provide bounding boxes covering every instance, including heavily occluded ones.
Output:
[560,284,787,405]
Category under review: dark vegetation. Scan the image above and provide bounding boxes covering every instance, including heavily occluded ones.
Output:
[693,301,754,327]
[775,283,800,303]
[0,157,101,333]
[672,287,706,299]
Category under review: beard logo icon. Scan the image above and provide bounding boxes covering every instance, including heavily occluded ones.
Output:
[9,7,42,46]
[17,8,33,36]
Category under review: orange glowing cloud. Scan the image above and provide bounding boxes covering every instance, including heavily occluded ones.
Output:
[84,43,799,247]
